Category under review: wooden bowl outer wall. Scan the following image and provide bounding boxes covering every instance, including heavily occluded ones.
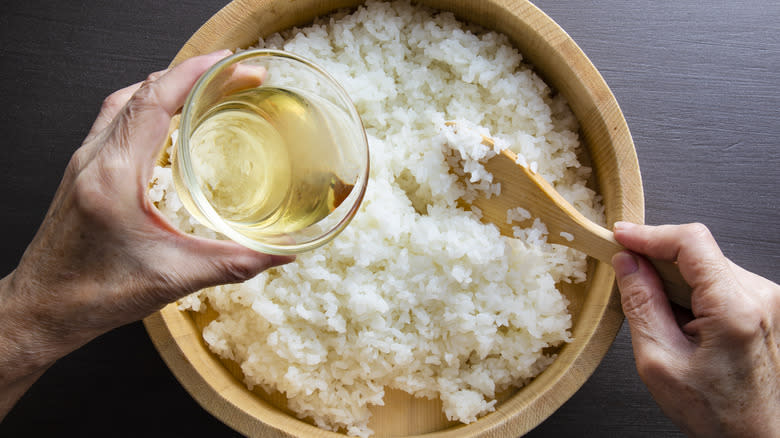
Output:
[143,0,643,436]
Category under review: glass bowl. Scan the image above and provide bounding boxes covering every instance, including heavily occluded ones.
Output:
[172,49,369,255]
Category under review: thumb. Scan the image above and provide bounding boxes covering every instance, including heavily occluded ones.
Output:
[612,251,691,358]
[106,50,234,171]
[613,222,740,317]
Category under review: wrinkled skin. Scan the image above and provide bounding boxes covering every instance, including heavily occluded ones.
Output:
[0,51,292,419]
[612,222,779,438]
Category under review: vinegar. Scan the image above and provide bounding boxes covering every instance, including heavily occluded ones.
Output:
[185,86,354,236]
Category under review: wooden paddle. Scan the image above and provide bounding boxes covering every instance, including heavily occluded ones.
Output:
[451,127,693,309]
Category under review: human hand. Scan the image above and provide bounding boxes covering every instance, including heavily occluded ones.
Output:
[0,51,292,392]
[612,222,779,438]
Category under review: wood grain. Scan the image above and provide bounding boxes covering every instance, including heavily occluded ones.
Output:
[1,1,777,437]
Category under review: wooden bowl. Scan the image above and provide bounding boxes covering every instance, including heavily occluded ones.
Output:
[144,0,642,436]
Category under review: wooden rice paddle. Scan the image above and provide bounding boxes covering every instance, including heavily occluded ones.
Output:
[459,132,692,309]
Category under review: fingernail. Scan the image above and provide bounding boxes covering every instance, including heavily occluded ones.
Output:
[612,251,639,276]
[613,221,635,232]
[202,49,233,60]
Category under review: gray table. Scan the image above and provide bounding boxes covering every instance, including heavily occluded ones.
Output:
[1,1,777,436]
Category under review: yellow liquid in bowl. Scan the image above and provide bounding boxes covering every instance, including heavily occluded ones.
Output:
[182,86,355,236]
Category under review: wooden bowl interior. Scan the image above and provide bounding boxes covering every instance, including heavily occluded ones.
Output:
[144,0,642,436]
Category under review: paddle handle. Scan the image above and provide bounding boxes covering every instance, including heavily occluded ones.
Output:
[473,149,693,308]
[566,219,693,309]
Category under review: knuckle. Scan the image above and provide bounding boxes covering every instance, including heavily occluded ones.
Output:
[144,73,159,85]
[131,84,152,106]
[100,93,124,113]
[679,222,733,287]
[124,83,166,121]
[130,81,160,108]
[144,69,167,85]
[684,222,713,242]
[635,352,675,385]
[725,299,768,342]
[73,165,106,199]
[71,173,106,220]
[70,157,125,223]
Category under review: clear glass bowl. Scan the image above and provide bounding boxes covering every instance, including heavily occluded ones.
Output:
[172,49,369,255]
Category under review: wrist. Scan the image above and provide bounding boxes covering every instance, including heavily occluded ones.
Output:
[0,271,67,419]
[0,271,66,383]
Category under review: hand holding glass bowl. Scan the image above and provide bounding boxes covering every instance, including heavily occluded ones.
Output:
[172,49,369,254]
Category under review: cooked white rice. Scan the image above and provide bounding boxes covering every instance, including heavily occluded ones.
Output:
[149,1,604,436]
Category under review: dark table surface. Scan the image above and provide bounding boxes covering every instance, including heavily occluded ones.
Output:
[1,1,777,437]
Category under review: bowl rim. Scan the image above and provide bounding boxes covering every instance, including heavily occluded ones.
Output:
[145,0,643,436]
